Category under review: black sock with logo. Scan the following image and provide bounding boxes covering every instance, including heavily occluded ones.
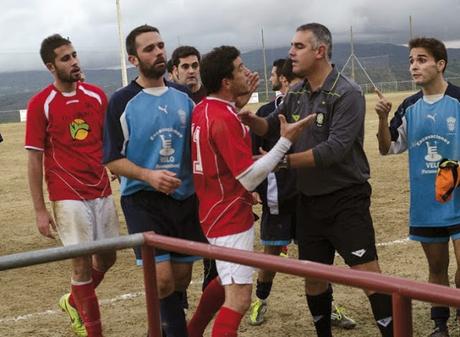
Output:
[369,293,393,337]
[306,286,333,337]
[159,292,188,337]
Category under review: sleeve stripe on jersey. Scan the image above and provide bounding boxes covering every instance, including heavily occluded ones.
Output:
[199,102,226,225]
[389,93,422,141]
[44,90,57,120]
[24,145,44,151]
[79,85,102,105]
[120,112,129,156]
[388,117,407,154]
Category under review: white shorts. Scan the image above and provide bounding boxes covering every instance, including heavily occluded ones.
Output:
[207,226,254,286]
[52,196,120,246]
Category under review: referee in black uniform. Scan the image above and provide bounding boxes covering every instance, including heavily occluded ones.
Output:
[239,23,393,337]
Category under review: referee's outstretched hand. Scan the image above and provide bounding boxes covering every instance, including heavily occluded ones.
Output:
[279,113,316,143]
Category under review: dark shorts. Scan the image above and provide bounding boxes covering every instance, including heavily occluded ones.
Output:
[121,190,206,264]
[260,205,296,246]
[410,224,460,243]
[297,182,378,267]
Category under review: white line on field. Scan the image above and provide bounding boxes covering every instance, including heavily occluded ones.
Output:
[0,291,146,323]
[376,237,410,247]
[0,237,411,324]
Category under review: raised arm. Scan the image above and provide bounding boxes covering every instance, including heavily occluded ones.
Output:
[237,114,316,191]
[374,88,392,155]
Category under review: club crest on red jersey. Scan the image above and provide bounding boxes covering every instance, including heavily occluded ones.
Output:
[69,118,90,140]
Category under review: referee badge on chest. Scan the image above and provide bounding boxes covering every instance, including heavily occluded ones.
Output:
[315,112,326,127]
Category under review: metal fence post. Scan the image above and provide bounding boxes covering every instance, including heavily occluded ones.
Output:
[392,293,412,337]
[142,244,162,337]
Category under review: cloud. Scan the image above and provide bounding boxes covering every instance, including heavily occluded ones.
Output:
[0,0,459,71]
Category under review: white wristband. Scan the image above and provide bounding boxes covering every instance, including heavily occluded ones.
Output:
[237,136,292,191]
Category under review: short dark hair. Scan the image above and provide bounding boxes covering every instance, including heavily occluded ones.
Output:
[272,58,286,78]
[296,23,332,60]
[409,37,448,72]
[167,59,174,73]
[200,45,240,94]
[126,25,160,57]
[171,46,201,67]
[40,34,71,65]
[280,58,297,82]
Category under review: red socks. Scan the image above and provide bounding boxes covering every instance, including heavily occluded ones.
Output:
[188,277,225,337]
[91,268,105,288]
[71,281,102,337]
[69,268,105,308]
[211,306,243,337]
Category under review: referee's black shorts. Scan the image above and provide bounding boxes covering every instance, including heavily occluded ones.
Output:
[296,182,378,267]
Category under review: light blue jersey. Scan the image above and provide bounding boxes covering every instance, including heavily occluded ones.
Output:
[388,83,460,227]
[104,82,195,200]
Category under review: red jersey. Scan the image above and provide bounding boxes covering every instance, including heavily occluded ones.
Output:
[25,82,111,201]
[191,97,254,238]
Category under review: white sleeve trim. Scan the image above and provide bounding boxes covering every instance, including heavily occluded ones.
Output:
[388,117,408,154]
[237,137,291,191]
[25,146,44,151]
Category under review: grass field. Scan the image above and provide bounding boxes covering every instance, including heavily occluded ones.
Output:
[0,91,459,336]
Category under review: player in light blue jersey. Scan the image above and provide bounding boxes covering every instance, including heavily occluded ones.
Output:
[376,37,460,337]
[103,25,205,337]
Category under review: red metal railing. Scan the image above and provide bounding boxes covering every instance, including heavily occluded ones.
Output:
[141,231,460,337]
[2,232,459,336]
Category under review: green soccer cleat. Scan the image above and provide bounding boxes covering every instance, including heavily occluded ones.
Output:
[331,304,357,330]
[248,299,268,326]
[59,293,88,337]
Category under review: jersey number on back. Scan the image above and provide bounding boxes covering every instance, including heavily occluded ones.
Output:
[192,125,203,174]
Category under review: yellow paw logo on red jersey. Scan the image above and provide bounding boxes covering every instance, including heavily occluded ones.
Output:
[69,118,90,140]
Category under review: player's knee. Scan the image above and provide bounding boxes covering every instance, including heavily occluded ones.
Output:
[233,297,251,313]
[93,251,117,272]
[350,259,381,273]
[428,260,448,275]
[304,278,329,295]
[225,291,251,313]
[72,256,93,282]
[175,274,192,291]
[239,294,252,312]
[157,278,175,298]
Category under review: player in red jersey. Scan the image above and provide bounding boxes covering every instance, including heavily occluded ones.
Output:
[188,45,315,337]
[25,34,119,337]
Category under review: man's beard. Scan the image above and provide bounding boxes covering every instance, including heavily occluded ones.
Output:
[272,82,281,91]
[139,59,166,80]
[56,68,80,83]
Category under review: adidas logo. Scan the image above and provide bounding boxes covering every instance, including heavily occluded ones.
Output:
[313,315,323,323]
[377,316,393,327]
[351,249,366,257]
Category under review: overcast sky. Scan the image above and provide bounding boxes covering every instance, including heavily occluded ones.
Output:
[1,0,459,71]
